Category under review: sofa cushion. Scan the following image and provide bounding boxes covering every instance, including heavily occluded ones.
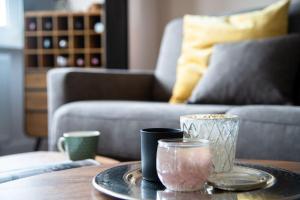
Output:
[227,105,300,161]
[153,19,183,101]
[49,101,234,160]
[152,0,300,102]
[189,34,300,105]
[169,0,290,104]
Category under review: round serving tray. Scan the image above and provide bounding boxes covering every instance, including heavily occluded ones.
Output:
[92,162,300,200]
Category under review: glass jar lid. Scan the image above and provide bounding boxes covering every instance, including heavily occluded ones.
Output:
[180,114,238,120]
[158,138,210,148]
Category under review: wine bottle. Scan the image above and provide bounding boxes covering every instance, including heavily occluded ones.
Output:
[56,56,68,67]
[28,21,36,31]
[59,39,68,48]
[43,21,52,30]
[91,57,100,66]
[94,22,104,33]
[43,38,52,49]
[76,57,84,66]
[74,21,83,30]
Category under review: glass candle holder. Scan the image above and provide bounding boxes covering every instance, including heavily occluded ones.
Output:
[180,114,239,173]
[156,138,213,192]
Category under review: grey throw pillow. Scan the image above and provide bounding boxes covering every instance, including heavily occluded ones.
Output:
[189,35,300,105]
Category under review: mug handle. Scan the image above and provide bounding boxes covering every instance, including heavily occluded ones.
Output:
[57,137,65,153]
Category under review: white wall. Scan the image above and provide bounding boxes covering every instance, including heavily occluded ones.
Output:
[198,0,278,14]
[128,0,161,70]
[129,0,202,70]
[128,0,278,70]
[0,50,34,155]
[67,0,104,11]
[0,0,35,155]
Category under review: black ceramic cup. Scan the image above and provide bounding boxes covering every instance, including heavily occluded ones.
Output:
[140,128,183,182]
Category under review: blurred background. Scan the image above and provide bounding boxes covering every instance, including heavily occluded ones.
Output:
[0,0,278,156]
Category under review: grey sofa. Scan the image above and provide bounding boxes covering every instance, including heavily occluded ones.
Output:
[48,1,300,161]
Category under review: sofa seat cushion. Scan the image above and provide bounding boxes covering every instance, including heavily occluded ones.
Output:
[49,101,234,160]
[227,105,300,161]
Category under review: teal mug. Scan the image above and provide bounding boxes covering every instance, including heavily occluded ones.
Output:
[57,131,100,161]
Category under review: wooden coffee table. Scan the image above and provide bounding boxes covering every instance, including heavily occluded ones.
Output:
[0,159,298,200]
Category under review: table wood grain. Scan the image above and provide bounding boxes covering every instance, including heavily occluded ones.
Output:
[0,159,298,200]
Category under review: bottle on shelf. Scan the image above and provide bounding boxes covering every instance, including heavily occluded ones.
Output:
[43,37,52,49]
[58,38,68,48]
[74,20,84,30]
[43,21,52,30]
[58,17,68,30]
[56,56,68,67]
[28,21,37,31]
[76,57,84,66]
[94,22,104,33]
[91,56,100,66]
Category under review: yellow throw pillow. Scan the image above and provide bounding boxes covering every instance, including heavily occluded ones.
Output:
[170,0,289,104]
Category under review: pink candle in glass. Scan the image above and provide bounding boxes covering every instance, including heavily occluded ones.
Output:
[156,139,213,192]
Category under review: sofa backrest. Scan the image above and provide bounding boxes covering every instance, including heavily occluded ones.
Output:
[153,0,300,102]
[153,19,183,101]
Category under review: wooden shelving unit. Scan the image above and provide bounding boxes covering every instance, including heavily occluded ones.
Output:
[24,10,105,138]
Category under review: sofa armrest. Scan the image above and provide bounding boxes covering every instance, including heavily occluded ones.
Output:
[47,67,155,129]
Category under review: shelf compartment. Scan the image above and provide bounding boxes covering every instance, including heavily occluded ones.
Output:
[25,17,38,31]
[42,17,53,31]
[89,15,101,30]
[26,36,38,49]
[89,53,101,67]
[89,35,101,48]
[73,16,84,30]
[57,16,68,30]
[26,55,39,68]
[42,54,54,67]
[74,35,85,48]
